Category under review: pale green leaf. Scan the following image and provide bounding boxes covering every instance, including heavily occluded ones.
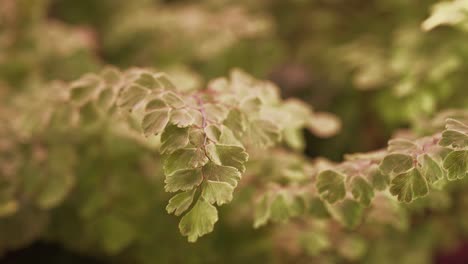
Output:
[446,118,468,133]
[165,169,203,192]
[223,109,247,138]
[389,168,428,202]
[379,154,414,176]
[70,76,100,105]
[316,170,346,203]
[205,124,221,142]
[205,144,248,173]
[204,104,229,123]
[443,150,468,180]
[166,189,196,216]
[253,193,271,228]
[387,139,418,153]
[145,98,167,112]
[160,125,189,154]
[439,130,468,149]
[118,84,148,110]
[350,176,374,206]
[141,109,170,136]
[164,148,208,175]
[240,97,262,113]
[369,166,390,191]
[308,197,330,219]
[419,154,444,183]
[201,181,234,206]
[170,109,194,127]
[179,199,218,242]
[162,91,184,108]
[202,162,241,187]
[246,119,281,148]
[330,199,364,228]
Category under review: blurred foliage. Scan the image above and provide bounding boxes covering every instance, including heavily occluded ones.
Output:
[0,0,468,263]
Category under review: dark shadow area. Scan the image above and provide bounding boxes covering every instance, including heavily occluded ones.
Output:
[0,242,108,264]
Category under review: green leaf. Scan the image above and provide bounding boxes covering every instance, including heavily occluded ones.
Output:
[387,139,418,153]
[179,199,218,242]
[118,84,148,110]
[446,118,468,133]
[419,154,444,183]
[135,72,160,90]
[330,199,364,228]
[443,150,468,180]
[164,148,208,175]
[308,197,330,219]
[170,109,194,127]
[316,170,346,203]
[269,193,291,223]
[166,189,196,216]
[145,98,167,112]
[201,181,234,206]
[389,168,429,202]
[202,162,241,187]
[204,104,229,123]
[380,154,414,176]
[350,176,374,206]
[141,109,170,136]
[253,193,271,228]
[164,169,203,192]
[205,124,221,142]
[369,166,390,191]
[162,91,184,108]
[223,109,247,138]
[189,128,205,146]
[205,144,248,173]
[69,76,100,105]
[155,74,176,90]
[439,130,468,149]
[240,97,262,113]
[219,126,243,147]
[160,125,189,154]
[247,119,281,148]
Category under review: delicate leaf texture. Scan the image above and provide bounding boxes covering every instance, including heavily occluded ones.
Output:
[223,109,247,137]
[439,130,468,149]
[380,154,413,176]
[179,199,218,242]
[201,181,234,206]
[15,66,468,246]
[118,84,148,110]
[389,168,428,203]
[419,154,444,183]
[316,170,346,203]
[202,162,241,187]
[387,139,418,153]
[160,125,189,154]
[164,169,203,192]
[443,150,468,180]
[161,91,185,108]
[164,148,207,175]
[205,144,248,173]
[141,109,170,136]
[170,109,194,127]
[166,190,196,216]
[350,176,374,206]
